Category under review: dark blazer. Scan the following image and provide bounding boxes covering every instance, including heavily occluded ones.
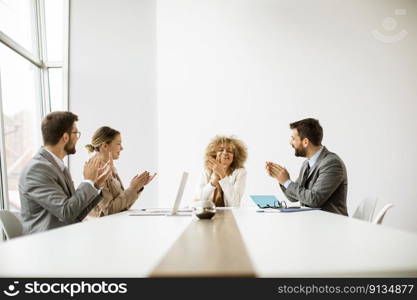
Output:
[280,147,348,216]
[19,147,102,234]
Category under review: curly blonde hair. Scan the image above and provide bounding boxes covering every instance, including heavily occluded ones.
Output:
[204,135,248,175]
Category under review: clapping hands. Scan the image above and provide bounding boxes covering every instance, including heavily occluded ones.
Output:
[265,161,290,185]
[129,171,157,192]
[83,152,113,188]
[207,156,227,179]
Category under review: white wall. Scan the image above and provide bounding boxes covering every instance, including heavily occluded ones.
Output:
[157,0,417,232]
[68,0,417,233]
[69,0,158,207]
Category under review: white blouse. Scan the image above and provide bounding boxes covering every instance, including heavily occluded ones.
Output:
[196,168,247,207]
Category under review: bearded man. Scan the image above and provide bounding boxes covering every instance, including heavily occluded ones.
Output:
[265,118,348,216]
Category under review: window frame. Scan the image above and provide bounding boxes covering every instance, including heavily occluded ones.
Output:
[0,0,69,211]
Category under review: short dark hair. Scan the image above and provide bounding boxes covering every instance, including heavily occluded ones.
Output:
[290,118,323,146]
[41,111,79,145]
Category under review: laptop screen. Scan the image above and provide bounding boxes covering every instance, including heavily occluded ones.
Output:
[170,171,189,214]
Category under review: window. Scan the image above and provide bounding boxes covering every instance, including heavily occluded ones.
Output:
[0,0,38,56]
[48,67,64,112]
[0,0,69,213]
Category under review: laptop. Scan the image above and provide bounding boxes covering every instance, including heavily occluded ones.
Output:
[129,172,191,216]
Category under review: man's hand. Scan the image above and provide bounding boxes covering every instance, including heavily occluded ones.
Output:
[265,161,290,185]
[83,154,101,182]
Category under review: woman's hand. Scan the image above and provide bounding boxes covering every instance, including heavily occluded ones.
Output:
[129,171,157,191]
[210,172,220,187]
[83,154,100,182]
[145,172,157,185]
[129,171,149,191]
[208,157,227,179]
[94,153,114,188]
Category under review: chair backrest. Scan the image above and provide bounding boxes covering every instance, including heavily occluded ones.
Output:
[352,197,378,222]
[373,204,394,225]
[0,210,23,240]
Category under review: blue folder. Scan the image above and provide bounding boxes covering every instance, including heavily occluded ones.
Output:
[250,195,282,209]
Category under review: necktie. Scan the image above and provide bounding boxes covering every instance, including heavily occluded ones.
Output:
[301,163,310,188]
[62,167,75,196]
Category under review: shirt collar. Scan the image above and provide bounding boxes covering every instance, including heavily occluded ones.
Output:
[44,148,66,172]
[307,146,323,168]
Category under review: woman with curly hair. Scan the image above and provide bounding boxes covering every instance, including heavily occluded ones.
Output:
[197,136,248,207]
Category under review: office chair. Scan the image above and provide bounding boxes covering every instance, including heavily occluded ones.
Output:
[373,204,394,225]
[352,197,378,222]
[0,210,23,240]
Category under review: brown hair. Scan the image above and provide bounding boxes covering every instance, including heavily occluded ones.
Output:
[204,135,248,174]
[41,111,78,145]
[290,118,323,146]
[85,126,120,153]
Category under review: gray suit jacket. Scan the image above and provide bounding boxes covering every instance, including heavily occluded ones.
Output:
[19,147,103,234]
[280,147,348,216]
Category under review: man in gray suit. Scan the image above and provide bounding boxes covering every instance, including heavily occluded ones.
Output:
[19,111,112,234]
[266,118,348,215]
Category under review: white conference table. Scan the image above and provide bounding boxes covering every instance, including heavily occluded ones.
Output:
[0,208,416,277]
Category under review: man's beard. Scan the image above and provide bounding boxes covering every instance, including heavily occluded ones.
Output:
[294,146,307,157]
[64,141,76,155]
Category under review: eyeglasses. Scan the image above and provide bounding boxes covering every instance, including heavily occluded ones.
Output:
[70,131,81,138]
[258,200,287,209]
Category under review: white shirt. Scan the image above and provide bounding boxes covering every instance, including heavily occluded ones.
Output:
[196,168,247,207]
[307,146,324,170]
[44,148,66,172]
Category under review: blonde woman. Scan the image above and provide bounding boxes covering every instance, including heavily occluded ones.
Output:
[85,126,156,217]
[197,136,248,207]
